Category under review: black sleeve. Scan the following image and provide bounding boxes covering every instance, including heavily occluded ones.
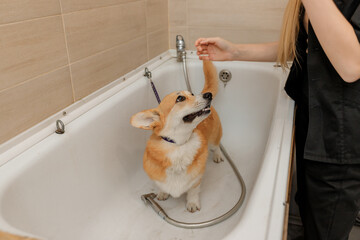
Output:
[350,4,360,42]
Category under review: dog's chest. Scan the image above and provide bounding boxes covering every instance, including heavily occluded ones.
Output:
[156,133,203,197]
[167,133,201,173]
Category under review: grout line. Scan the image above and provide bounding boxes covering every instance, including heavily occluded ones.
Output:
[0,65,69,95]
[148,26,168,35]
[185,0,188,27]
[144,0,150,61]
[0,14,62,27]
[69,34,149,66]
[185,0,189,46]
[167,0,170,50]
[146,33,150,61]
[58,0,76,103]
[186,25,282,33]
[61,0,142,16]
[0,0,142,27]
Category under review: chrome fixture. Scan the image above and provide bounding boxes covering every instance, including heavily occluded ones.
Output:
[144,67,152,79]
[176,35,186,62]
[176,35,192,92]
[144,67,161,104]
[55,120,65,134]
[219,69,232,87]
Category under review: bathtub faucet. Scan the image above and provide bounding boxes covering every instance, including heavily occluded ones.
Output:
[176,35,186,62]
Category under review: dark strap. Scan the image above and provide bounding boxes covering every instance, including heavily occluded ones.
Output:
[150,80,161,104]
[161,136,176,144]
[343,0,360,20]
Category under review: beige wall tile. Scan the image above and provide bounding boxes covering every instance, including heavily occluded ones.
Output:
[188,27,281,50]
[146,0,168,33]
[168,0,287,48]
[60,0,137,13]
[63,1,146,63]
[187,1,285,31]
[0,0,61,25]
[169,26,188,49]
[148,28,169,59]
[0,16,68,92]
[188,0,285,30]
[71,36,148,101]
[168,0,186,27]
[0,67,73,144]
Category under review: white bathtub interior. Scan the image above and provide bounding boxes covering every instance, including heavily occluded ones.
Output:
[0,53,293,240]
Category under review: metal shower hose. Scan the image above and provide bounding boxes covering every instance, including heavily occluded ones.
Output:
[141,56,246,229]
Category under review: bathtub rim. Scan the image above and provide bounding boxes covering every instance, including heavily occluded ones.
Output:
[221,92,294,240]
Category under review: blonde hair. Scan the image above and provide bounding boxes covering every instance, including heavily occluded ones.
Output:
[277,0,302,69]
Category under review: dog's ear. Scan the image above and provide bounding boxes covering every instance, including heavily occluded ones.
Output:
[130,108,161,130]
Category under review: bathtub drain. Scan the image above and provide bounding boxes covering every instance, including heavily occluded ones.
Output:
[219,69,232,87]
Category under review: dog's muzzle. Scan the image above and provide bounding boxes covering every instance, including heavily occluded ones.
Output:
[183,92,212,123]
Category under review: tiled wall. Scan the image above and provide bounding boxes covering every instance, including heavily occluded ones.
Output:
[0,0,168,144]
[168,0,287,49]
[0,0,286,145]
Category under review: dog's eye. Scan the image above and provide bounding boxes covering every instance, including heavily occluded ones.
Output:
[176,96,186,103]
[191,93,194,96]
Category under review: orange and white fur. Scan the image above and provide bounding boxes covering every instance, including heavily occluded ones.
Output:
[130,60,222,212]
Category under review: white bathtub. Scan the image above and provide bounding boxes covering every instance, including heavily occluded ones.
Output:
[0,51,294,240]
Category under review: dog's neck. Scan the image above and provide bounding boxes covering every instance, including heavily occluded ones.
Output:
[159,127,195,145]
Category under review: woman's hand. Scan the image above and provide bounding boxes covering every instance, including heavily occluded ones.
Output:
[195,37,279,62]
[195,37,239,61]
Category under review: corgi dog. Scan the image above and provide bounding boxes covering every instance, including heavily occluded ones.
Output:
[130,60,222,212]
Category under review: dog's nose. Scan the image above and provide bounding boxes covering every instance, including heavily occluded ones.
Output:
[203,92,212,100]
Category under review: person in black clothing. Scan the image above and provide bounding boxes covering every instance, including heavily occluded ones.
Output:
[195,0,360,239]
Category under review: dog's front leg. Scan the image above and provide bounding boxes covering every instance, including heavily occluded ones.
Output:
[157,192,170,201]
[186,182,201,212]
[210,145,224,163]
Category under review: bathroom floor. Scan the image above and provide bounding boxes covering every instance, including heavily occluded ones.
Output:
[350,226,360,239]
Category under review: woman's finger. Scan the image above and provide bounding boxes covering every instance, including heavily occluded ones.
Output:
[197,48,209,55]
[197,45,209,52]
[199,55,210,61]
[195,38,207,46]
[200,37,218,46]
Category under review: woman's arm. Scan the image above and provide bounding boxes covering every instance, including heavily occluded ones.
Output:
[195,37,279,62]
[302,0,360,82]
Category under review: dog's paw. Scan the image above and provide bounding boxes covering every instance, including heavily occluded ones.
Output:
[211,146,224,163]
[157,192,170,201]
[213,154,224,163]
[186,202,200,213]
